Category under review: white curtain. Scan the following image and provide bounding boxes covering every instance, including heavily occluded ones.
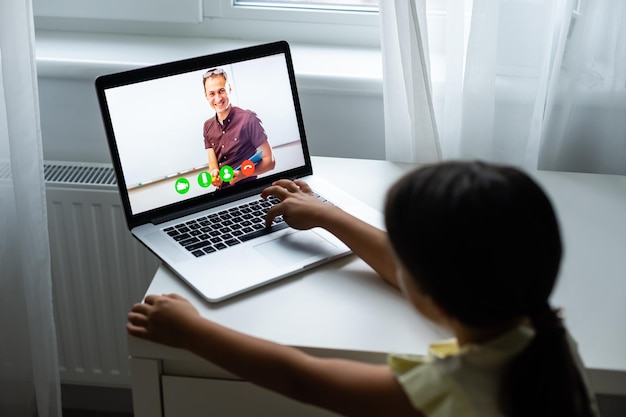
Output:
[380,0,626,175]
[0,0,62,416]
[379,0,441,163]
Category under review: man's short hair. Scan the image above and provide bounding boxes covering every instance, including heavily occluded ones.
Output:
[203,67,228,83]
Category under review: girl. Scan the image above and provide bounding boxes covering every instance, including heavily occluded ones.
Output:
[127,161,598,417]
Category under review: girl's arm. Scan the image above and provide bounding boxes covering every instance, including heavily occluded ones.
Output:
[262,179,399,289]
[127,294,421,417]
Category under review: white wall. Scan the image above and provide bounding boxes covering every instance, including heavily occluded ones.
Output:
[38,76,385,164]
[36,34,385,164]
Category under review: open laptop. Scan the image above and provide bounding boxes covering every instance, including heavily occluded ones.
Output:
[95,41,382,302]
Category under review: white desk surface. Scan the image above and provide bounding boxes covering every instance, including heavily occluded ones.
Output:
[129,156,626,395]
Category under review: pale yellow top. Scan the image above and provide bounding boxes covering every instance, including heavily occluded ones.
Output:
[388,326,533,417]
[388,325,600,417]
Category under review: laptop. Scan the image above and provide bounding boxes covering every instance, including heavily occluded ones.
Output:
[95,41,382,302]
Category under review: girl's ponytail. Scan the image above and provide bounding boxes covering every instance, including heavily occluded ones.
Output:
[499,304,596,417]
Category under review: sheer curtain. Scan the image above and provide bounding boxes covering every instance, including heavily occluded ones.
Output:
[0,0,61,416]
[379,0,441,163]
[380,0,626,175]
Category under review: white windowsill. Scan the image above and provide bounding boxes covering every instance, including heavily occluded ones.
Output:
[35,30,383,96]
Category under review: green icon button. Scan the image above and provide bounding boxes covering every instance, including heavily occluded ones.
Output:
[175,178,190,194]
[220,165,234,182]
[198,171,211,188]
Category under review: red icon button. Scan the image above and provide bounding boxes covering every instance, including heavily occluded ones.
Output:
[241,160,255,176]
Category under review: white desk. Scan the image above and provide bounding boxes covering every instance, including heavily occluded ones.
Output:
[128,156,626,417]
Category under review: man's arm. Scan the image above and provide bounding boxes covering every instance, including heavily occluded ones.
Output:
[253,140,276,176]
[127,294,421,417]
[231,141,276,185]
[262,179,399,289]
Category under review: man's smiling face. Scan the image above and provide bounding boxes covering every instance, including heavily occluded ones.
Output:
[204,75,231,116]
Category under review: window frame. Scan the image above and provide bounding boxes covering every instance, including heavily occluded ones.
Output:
[33,0,381,48]
[204,0,378,25]
[33,0,202,23]
[202,0,380,47]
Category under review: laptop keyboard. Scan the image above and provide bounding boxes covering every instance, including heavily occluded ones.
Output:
[163,193,331,258]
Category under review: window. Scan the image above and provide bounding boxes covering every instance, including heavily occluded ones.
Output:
[234,0,378,12]
[34,0,202,23]
[34,0,381,48]
[203,0,380,47]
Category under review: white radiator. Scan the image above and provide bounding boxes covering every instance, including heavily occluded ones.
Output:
[45,161,160,387]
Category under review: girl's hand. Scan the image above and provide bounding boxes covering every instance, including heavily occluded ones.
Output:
[261,179,338,230]
[127,293,201,350]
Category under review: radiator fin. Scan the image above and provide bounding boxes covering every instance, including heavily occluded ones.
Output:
[45,161,159,387]
[44,161,117,186]
[1,160,117,185]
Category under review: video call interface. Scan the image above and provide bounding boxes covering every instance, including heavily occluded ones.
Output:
[104,52,306,216]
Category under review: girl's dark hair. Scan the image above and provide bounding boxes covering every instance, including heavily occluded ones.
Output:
[384,161,594,417]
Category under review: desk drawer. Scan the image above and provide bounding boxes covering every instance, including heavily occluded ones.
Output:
[162,375,340,417]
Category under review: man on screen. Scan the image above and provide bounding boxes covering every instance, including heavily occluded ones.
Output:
[203,67,276,189]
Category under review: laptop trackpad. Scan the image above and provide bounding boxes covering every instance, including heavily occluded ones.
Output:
[254,230,337,266]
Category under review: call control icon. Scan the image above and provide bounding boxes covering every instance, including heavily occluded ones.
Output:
[175,178,190,194]
[220,165,234,182]
[240,160,255,176]
[198,171,211,188]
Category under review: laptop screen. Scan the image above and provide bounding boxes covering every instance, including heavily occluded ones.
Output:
[96,42,312,225]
